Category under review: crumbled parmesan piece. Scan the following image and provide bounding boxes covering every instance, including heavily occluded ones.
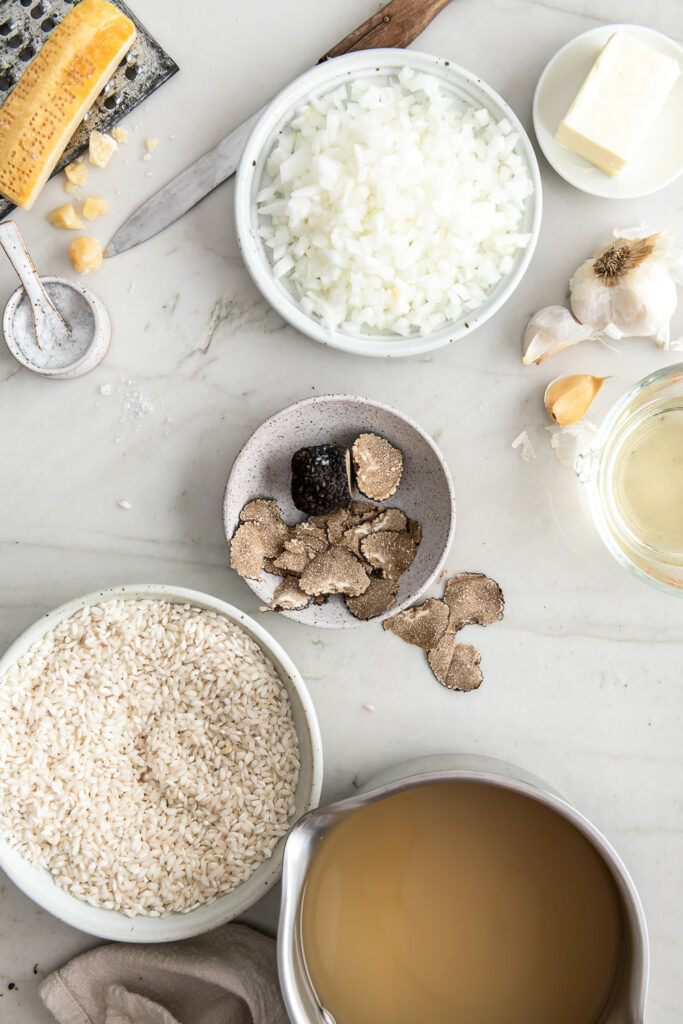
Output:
[82,196,110,221]
[64,162,89,187]
[89,131,118,168]
[143,153,151,162]
[111,126,128,144]
[145,137,158,153]
[69,236,103,275]
[48,203,82,229]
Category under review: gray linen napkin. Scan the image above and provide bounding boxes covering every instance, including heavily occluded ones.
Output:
[39,923,288,1024]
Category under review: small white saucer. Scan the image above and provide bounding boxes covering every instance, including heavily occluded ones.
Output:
[533,23,683,199]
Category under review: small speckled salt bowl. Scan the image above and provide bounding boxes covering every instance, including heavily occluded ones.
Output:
[223,395,456,628]
[235,48,542,358]
[0,584,323,942]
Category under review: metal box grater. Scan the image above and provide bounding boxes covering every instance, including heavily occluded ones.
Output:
[0,0,178,216]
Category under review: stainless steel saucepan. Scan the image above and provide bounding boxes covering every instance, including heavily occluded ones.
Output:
[278,754,649,1024]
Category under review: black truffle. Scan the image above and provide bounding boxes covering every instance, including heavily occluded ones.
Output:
[291,445,352,516]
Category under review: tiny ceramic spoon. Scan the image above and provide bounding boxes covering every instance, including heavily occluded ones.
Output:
[0,220,71,351]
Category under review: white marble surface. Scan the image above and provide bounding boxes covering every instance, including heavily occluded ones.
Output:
[0,0,681,1020]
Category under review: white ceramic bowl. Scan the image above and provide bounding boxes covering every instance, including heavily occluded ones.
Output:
[0,584,323,942]
[223,395,456,628]
[533,24,683,199]
[235,49,542,358]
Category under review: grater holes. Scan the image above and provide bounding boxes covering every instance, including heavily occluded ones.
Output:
[124,64,138,81]
[40,16,55,30]
[0,70,14,91]
[30,3,45,17]
[0,20,14,35]
[8,34,23,49]
[103,95,118,110]
[19,43,34,61]
[19,0,31,6]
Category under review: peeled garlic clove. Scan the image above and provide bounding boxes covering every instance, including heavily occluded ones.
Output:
[523,306,598,365]
[544,374,607,426]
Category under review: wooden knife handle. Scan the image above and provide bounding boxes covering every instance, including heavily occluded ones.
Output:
[320,0,454,62]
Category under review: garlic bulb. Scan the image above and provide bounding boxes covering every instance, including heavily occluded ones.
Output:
[544,374,606,426]
[523,306,598,365]
[570,231,682,348]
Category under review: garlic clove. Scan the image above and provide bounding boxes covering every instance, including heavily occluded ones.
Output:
[544,374,607,426]
[523,306,598,365]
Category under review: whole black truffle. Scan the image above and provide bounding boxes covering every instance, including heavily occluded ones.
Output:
[291,445,352,516]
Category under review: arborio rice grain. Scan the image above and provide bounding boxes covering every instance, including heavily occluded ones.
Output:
[0,600,300,917]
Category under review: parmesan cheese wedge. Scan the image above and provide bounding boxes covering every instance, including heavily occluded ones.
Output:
[0,0,135,209]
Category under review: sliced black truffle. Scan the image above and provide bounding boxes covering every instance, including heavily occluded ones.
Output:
[345,579,398,620]
[273,540,315,577]
[382,598,449,650]
[270,576,310,610]
[348,500,381,521]
[230,523,266,581]
[291,445,353,516]
[352,433,403,501]
[428,637,483,692]
[372,507,407,533]
[360,531,417,579]
[299,547,370,597]
[444,573,505,633]
[238,498,290,557]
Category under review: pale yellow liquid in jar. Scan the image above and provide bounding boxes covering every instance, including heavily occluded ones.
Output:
[613,407,683,554]
[301,783,622,1024]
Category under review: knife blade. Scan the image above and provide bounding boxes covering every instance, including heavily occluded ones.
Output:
[105,110,262,257]
[105,0,454,257]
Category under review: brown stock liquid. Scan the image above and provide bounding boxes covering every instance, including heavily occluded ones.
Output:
[301,782,622,1024]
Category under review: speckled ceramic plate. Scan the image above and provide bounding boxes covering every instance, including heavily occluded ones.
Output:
[223,395,456,628]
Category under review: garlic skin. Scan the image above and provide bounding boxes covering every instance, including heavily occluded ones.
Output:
[523,306,598,365]
[544,374,606,426]
[570,232,680,347]
[547,421,599,468]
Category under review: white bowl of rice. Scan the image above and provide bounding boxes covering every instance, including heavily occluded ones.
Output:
[0,584,322,941]
[235,49,542,357]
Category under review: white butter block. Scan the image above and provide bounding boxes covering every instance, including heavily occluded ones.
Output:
[555,31,680,175]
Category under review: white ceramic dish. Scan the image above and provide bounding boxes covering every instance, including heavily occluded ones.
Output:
[533,24,683,199]
[0,584,323,942]
[235,49,541,358]
[223,395,456,628]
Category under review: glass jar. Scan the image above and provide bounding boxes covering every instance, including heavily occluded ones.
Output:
[575,363,683,596]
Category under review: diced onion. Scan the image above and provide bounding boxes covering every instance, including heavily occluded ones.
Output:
[258,69,534,337]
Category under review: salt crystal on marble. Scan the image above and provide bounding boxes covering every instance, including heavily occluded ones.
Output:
[117,500,132,510]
